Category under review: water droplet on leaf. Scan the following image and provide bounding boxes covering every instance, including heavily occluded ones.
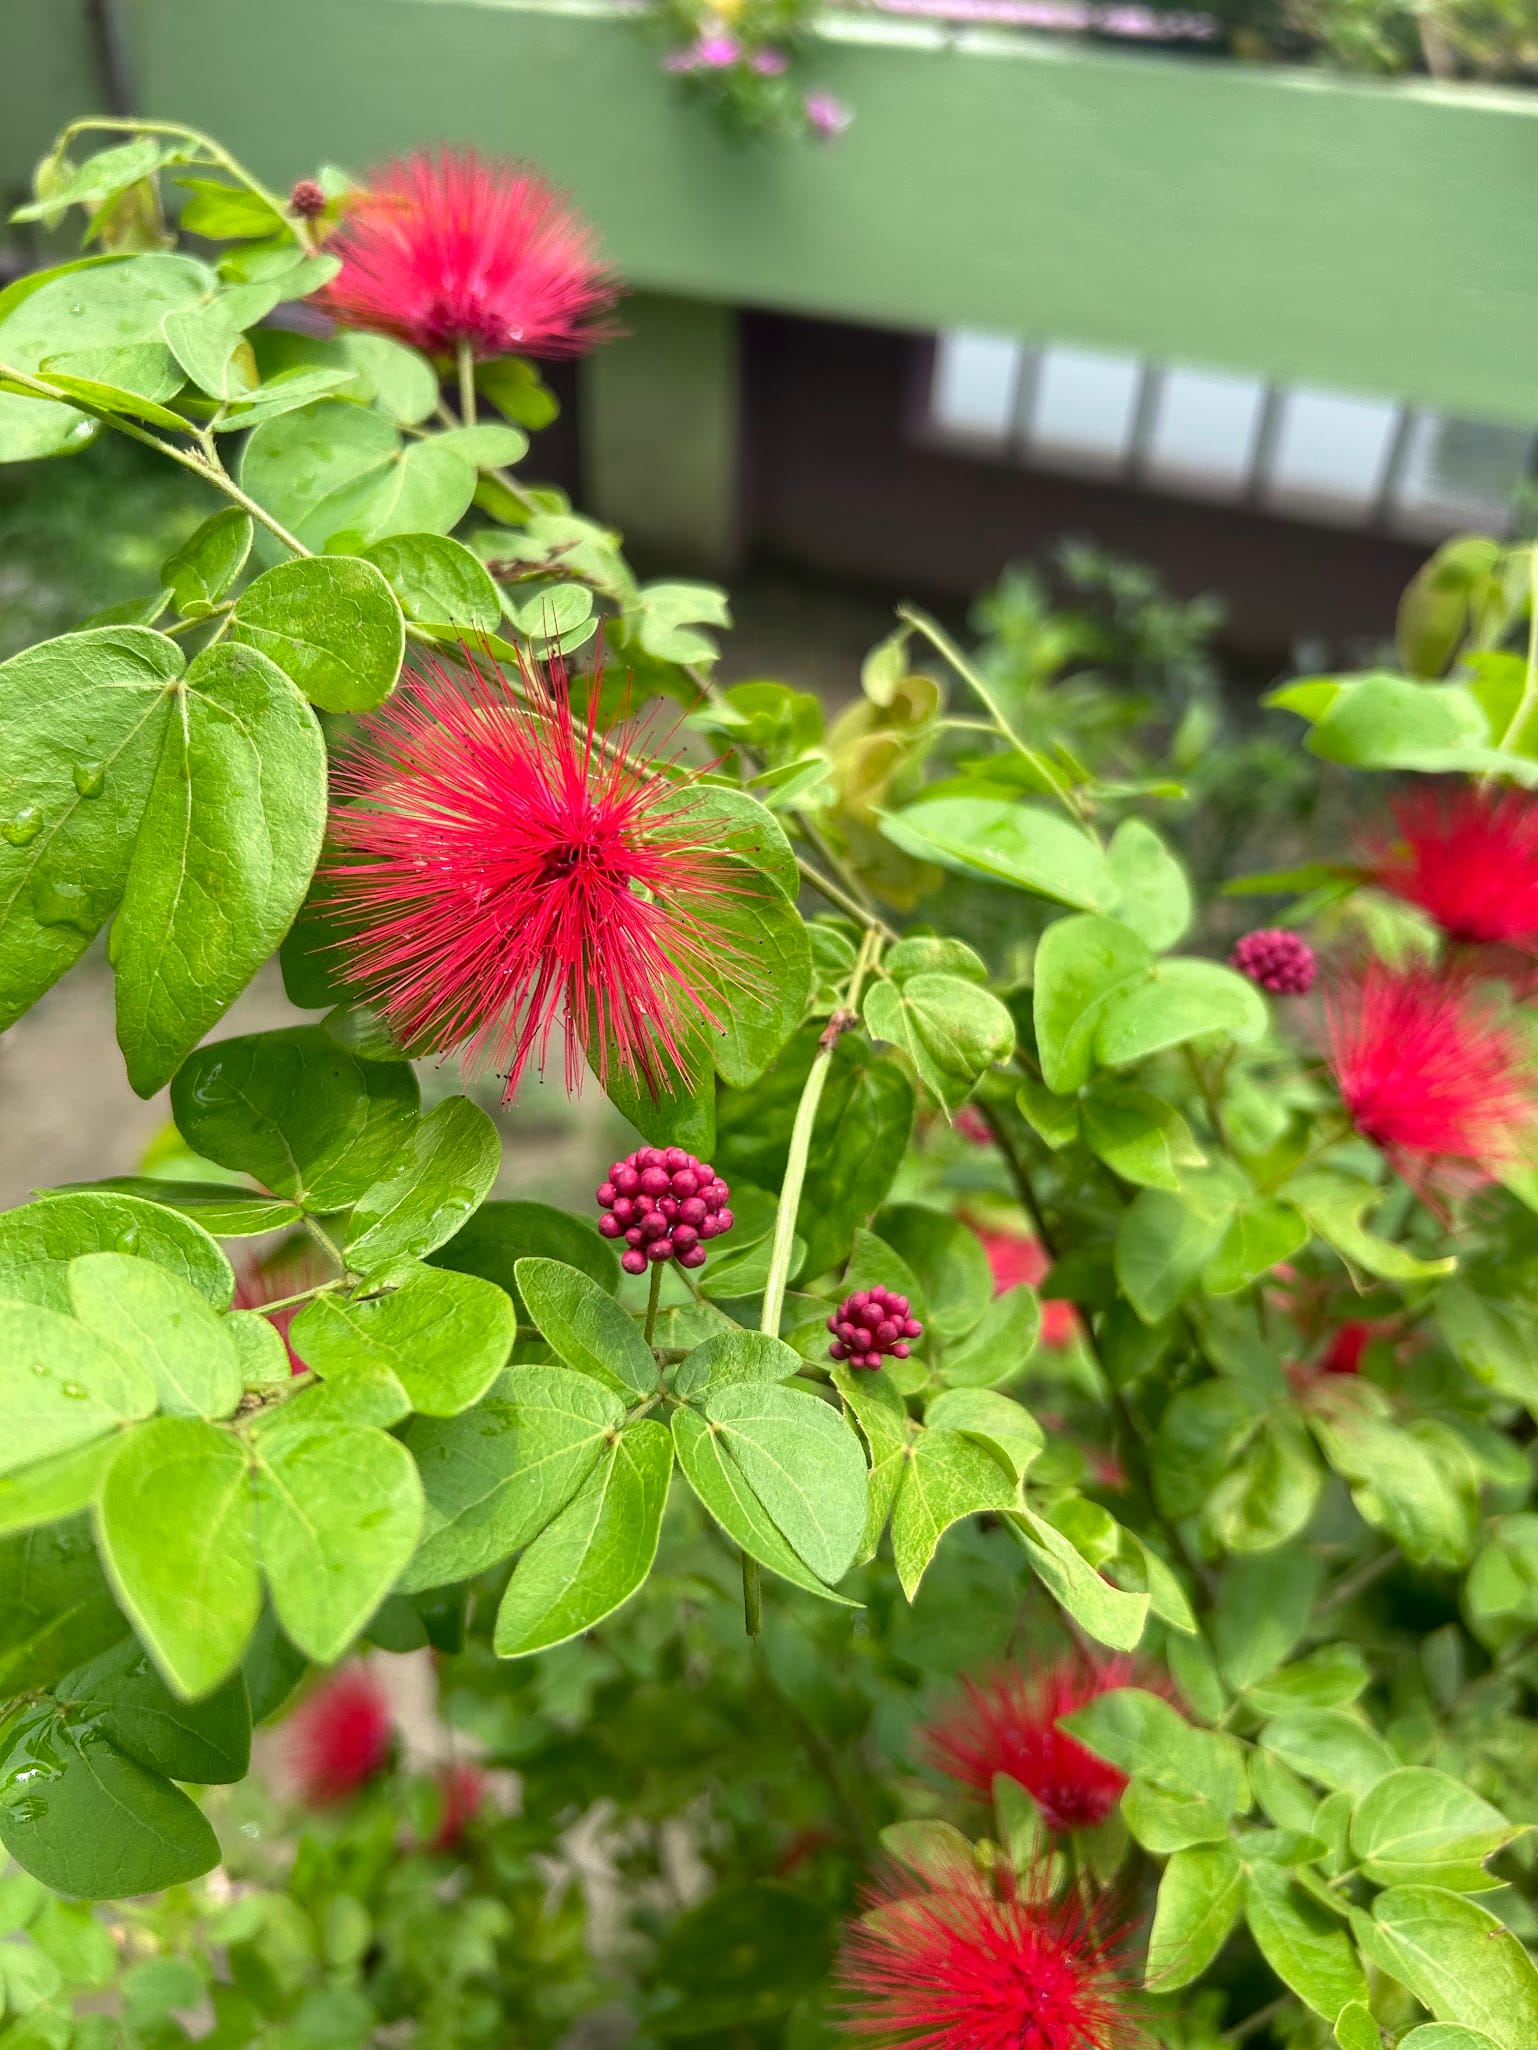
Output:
[71,761,105,798]
[1,807,42,847]
[30,875,95,934]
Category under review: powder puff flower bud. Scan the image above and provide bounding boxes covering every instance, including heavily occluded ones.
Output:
[288,178,327,220]
[326,649,755,1103]
[1229,927,1317,995]
[598,1147,733,1274]
[289,1667,392,1806]
[952,1105,993,1147]
[827,1283,922,1370]
[1370,784,1538,947]
[839,1848,1130,2050]
[1326,962,1537,1172]
[695,32,741,65]
[321,148,614,360]
[919,1656,1141,1831]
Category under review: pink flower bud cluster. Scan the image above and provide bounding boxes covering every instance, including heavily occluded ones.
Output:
[597,1147,734,1275]
[828,1284,922,1370]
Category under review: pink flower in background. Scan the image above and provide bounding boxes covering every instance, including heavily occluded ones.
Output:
[751,46,791,73]
[697,32,742,64]
[290,1668,393,1806]
[804,91,853,137]
[974,1225,1079,1347]
[429,1761,487,1852]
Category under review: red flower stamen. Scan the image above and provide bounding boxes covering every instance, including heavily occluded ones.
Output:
[919,1657,1139,1832]
[321,148,614,360]
[1370,784,1538,948]
[325,649,754,1102]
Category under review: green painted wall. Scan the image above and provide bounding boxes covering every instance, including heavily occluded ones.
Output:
[8,1,1538,421]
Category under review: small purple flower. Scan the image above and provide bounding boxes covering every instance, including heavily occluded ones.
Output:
[751,46,791,74]
[803,90,852,137]
[696,31,742,66]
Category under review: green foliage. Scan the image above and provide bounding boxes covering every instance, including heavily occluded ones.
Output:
[0,113,1536,2050]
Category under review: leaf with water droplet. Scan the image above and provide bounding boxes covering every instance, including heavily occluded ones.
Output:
[0,1518,123,1694]
[70,761,105,799]
[0,1300,155,1476]
[0,1191,232,1314]
[344,1096,501,1277]
[69,1252,242,1419]
[0,1703,219,1899]
[289,1260,514,1420]
[0,625,182,1032]
[113,642,327,1097]
[54,1634,250,1784]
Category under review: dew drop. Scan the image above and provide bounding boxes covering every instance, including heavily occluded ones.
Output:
[71,760,105,798]
[30,1361,48,1377]
[115,1226,140,1255]
[29,875,94,934]
[1,807,42,847]
[60,1382,85,1399]
[69,303,83,316]
[3,1796,47,1827]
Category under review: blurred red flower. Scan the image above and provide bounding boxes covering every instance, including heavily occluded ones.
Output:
[290,1668,392,1806]
[1370,784,1538,948]
[975,1225,1079,1348]
[919,1656,1137,1831]
[322,148,614,360]
[429,1760,486,1852]
[839,1849,1130,2050]
[233,1243,330,1374]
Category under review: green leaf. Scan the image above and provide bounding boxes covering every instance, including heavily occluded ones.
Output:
[161,302,253,401]
[1244,1863,1367,2021]
[0,1705,219,1900]
[1145,1842,1244,1989]
[699,1381,867,1585]
[1010,1509,1150,1651]
[112,644,326,1096]
[1350,1769,1517,1889]
[651,1881,831,2034]
[1115,1183,1236,1325]
[885,935,990,985]
[1033,915,1153,1094]
[1108,818,1192,950]
[289,1262,513,1419]
[67,1252,240,1420]
[590,1010,716,1156]
[1081,1083,1205,1193]
[1204,1198,1309,1296]
[671,1331,802,1400]
[1261,1710,1397,1798]
[940,1284,1040,1389]
[432,422,528,470]
[0,1300,155,1476]
[679,785,801,902]
[1370,1887,1538,2047]
[707,869,812,1089]
[251,1412,423,1662]
[671,1406,858,1606]
[1312,1406,1478,1568]
[493,1419,672,1656]
[55,1636,250,1783]
[0,1441,117,1540]
[58,1178,301,1238]
[892,1427,1017,1600]
[1213,1552,1320,1691]
[96,1416,260,1698]
[362,533,501,631]
[171,1026,419,1210]
[1397,2031,1504,2050]
[1302,672,1493,772]
[1246,1645,1370,1714]
[0,627,181,1029]
[516,1257,656,1401]
[924,1388,1043,1480]
[1095,959,1267,1069]
[229,556,405,714]
[876,1203,992,1342]
[834,1365,909,1565]
[161,509,252,616]
[401,1365,622,1592]
[865,972,1016,1114]
[335,333,439,425]
[0,1520,123,1694]
[239,401,475,552]
[430,1199,618,1307]
[879,797,1115,911]
[1291,1173,1456,1283]
[474,354,558,430]
[0,1190,232,1313]
[1062,1686,1248,1815]
[344,1097,500,1275]
[1205,1413,1322,1554]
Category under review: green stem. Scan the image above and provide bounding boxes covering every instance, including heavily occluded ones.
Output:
[644,1259,663,1347]
[250,1279,342,1317]
[759,926,882,1340]
[793,853,895,938]
[457,341,478,427]
[896,602,1088,830]
[300,1213,348,1272]
[0,360,310,558]
[52,116,314,255]
[742,1554,762,1638]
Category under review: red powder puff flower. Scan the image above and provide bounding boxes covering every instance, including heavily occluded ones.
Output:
[289,1668,392,1806]
[1369,784,1538,948]
[1325,962,1537,1172]
[920,1657,1138,1831]
[839,1850,1131,2050]
[429,1760,486,1852]
[233,1241,331,1374]
[321,149,614,360]
[325,649,752,1101]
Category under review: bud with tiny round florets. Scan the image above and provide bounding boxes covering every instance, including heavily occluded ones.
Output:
[597,1146,734,1275]
[828,1283,922,1371]
[1229,927,1317,995]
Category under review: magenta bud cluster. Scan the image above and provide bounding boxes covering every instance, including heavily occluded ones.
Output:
[288,178,328,219]
[828,1285,923,1372]
[1229,927,1317,996]
[597,1147,734,1276]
